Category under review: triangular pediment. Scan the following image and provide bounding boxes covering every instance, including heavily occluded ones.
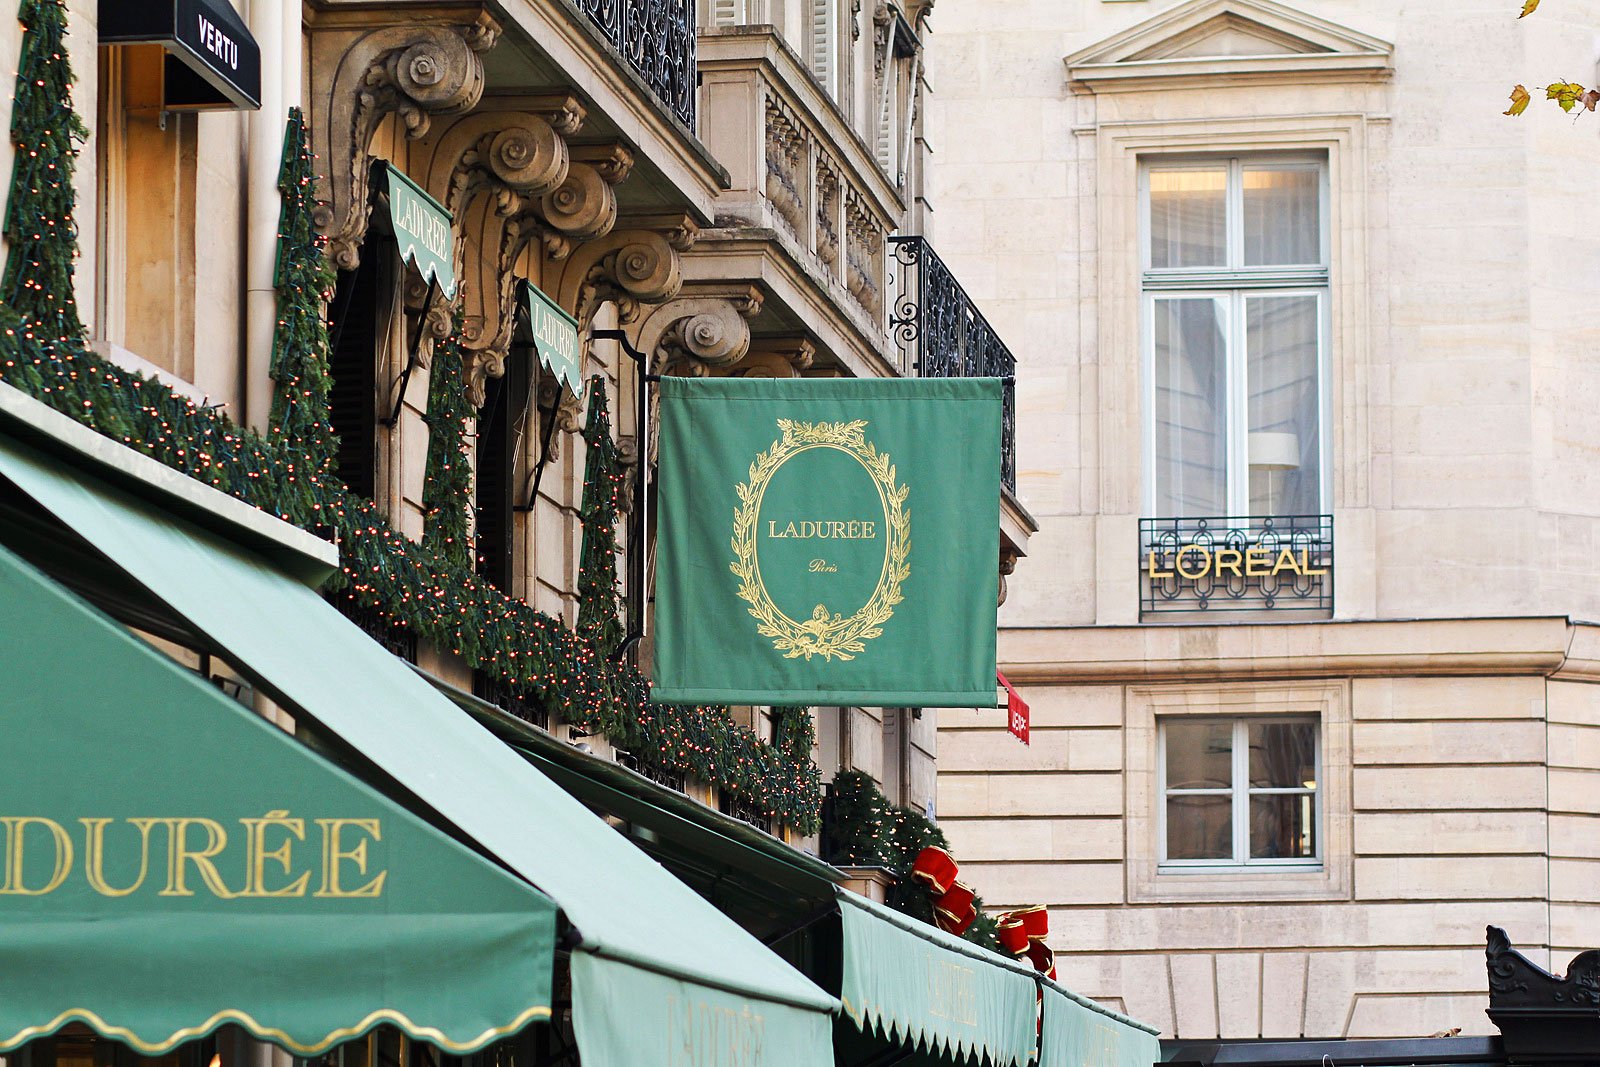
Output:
[1066,0,1392,89]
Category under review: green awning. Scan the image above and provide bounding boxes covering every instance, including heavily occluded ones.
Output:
[380,161,456,298]
[837,889,1038,1066]
[521,280,583,395]
[0,431,836,1067]
[0,542,557,1056]
[1039,979,1161,1067]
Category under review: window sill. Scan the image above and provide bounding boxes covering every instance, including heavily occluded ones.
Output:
[1132,860,1349,903]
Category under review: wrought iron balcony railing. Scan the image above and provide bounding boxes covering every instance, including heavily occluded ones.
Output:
[888,236,1017,491]
[572,0,695,128]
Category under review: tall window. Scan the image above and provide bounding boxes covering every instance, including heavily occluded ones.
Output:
[1142,157,1328,517]
[1160,717,1319,868]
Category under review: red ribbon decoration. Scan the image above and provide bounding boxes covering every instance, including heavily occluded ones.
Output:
[998,904,1056,980]
[910,846,977,936]
[999,670,1030,745]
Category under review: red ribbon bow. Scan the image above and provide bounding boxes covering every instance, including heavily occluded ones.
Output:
[910,846,978,936]
[998,904,1056,980]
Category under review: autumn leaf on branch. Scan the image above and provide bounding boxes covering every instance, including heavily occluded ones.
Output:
[1505,84,1532,115]
[1546,80,1592,112]
[1519,0,1540,16]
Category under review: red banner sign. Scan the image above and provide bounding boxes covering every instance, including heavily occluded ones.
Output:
[998,671,1029,745]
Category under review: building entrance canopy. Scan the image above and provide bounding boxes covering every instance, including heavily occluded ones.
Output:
[0,540,558,1056]
[0,426,837,1067]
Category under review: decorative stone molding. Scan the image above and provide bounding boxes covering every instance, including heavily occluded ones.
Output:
[548,227,688,335]
[306,10,501,270]
[1064,0,1393,93]
[815,161,840,270]
[764,95,807,239]
[730,336,816,379]
[844,190,884,320]
[631,283,764,376]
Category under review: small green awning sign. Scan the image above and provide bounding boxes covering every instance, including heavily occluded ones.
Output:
[522,281,582,394]
[381,161,456,298]
[653,377,1002,707]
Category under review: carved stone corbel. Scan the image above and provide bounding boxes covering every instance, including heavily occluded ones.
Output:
[999,547,1018,606]
[409,109,579,400]
[548,228,687,333]
[726,336,816,379]
[307,9,501,269]
[632,284,764,376]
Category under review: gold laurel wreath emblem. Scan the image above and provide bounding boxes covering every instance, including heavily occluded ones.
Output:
[729,419,911,661]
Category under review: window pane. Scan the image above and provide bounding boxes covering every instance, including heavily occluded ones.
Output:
[1248,721,1317,788]
[1246,295,1320,514]
[1243,166,1320,266]
[1249,793,1317,859]
[1165,721,1232,789]
[1167,795,1233,860]
[1154,297,1227,515]
[1149,168,1226,269]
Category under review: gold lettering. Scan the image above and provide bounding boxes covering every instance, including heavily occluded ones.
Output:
[161,818,238,898]
[829,521,846,539]
[1145,550,1174,580]
[798,521,817,538]
[1175,544,1210,580]
[767,520,781,538]
[315,818,386,898]
[1213,548,1243,578]
[1244,547,1272,577]
[1272,548,1301,575]
[240,810,310,898]
[1299,549,1329,576]
[0,817,73,896]
[80,817,157,897]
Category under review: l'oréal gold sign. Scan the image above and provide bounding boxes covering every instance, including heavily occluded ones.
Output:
[1144,544,1328,582]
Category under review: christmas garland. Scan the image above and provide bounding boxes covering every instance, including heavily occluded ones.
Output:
[0,0,822,834]
[824,770,1001,949]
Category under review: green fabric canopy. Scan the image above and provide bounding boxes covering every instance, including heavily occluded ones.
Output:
[0,432,837,1067]
[837,889,1038,1066]
[521,280,582,395]
[1039,979,1161,1067]
[380,161,456,298]
[0,542,557,1056]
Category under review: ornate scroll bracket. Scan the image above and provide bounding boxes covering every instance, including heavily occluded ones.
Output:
[308,10,501,270]
[632,283,765,377]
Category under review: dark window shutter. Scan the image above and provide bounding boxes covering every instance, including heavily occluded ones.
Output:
[475,348,529,593]
[327,255,380,501]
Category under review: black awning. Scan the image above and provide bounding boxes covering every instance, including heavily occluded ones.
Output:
[98,0,261,110]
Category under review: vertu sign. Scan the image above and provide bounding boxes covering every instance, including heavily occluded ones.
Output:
[99,0,262,111]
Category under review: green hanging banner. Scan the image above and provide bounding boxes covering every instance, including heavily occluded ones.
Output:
[653,377,1001,707]
[380,161,456,298]
[521,280,583,394]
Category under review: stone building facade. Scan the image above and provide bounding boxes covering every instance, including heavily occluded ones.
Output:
[0,0,1025,861]
[929,0,1600,1042]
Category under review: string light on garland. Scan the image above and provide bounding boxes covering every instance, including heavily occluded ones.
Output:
[0,0,823,834]
[824,770,1001,950]
[576,379,625,658]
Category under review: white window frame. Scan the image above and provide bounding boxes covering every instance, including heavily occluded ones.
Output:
[1157,715,1322,872]
[1138,155,1332,519]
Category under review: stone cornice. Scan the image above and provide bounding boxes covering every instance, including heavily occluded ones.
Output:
[999,616,1591,684]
